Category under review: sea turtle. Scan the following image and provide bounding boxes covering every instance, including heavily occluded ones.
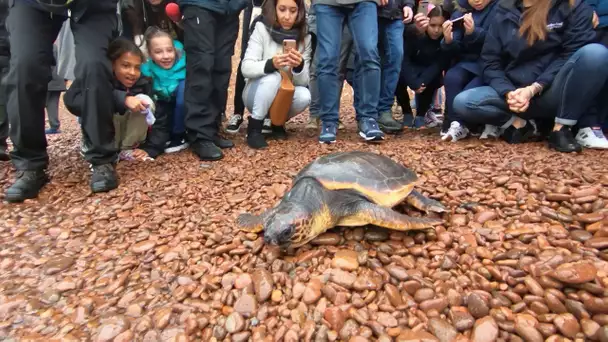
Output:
[237,151,446,247]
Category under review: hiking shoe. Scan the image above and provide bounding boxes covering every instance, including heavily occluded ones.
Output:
[358,118,385,142]
[262,118,272,134]
[90,163,119,193]
[501,121,535,144]
[5,170,49,202]
[319,121,338,144]
[403,113,414,128]
[480,125,501,139]
[377,111,402,133]
[441,121,469,142]
[165,138,190,153]
[225,114,243,134]
[549,126,582,153]
[191,141,223,161]
[45,127,60,134]
[575,127,608,149]
[424,110,443,128]
[306,116,319,129]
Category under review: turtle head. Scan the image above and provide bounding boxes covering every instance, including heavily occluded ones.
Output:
[263,202,312,247]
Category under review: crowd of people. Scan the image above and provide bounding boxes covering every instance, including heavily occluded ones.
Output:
[0,0,607,203]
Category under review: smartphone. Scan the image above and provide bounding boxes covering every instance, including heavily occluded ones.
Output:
[451,15,465,30]
[283,39,297,53]
[417,0,429,15]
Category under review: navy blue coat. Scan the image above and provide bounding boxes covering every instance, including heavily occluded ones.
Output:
[177,0,248,15]
[442,0,499,75]
[400,24,452,90]
[586,0,608,28]
[482,0,597,97]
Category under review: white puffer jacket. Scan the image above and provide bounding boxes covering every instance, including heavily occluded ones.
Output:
[241,21,312,87]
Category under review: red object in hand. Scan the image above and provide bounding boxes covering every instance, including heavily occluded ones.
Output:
[165,3,181,23]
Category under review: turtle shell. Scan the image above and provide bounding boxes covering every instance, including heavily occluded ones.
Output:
[293,151,418,207]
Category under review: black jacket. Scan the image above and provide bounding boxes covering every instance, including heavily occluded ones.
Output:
[0,0,9,66]
[65,75,152,117]
[482,0,597,97]
[378,0,414,20]
[400,24,452,89]
[14,0,118,22]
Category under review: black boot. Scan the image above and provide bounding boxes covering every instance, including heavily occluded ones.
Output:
[269,124,288,140]
[191,141,223,161]
[247,118,268,149]
[0,144,9,161]
[5,170,49,202]
[500,121,535,144]
[549,126,582,153]
[90,163,119,193]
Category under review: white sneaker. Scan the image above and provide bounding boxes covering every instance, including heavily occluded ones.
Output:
[576,127,608,149]
[441,121,469,142]
[480,125,501,139]
[262,118,272,134]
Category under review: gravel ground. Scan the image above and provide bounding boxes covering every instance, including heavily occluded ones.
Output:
[1,34,608,342]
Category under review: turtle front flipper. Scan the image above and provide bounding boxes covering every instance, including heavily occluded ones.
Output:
[348,201,443,231]
[236,213,264,233]
[406,190,447,213]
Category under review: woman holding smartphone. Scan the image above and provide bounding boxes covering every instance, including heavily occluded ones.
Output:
[241,0,312,149]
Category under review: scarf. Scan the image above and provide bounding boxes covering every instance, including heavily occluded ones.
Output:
[141,40,186,100]
[261,15,301,45]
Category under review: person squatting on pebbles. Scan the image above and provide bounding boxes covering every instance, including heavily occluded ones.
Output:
[3,0,608,203]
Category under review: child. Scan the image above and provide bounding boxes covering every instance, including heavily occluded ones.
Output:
[440,0,499,140]
[45,43,67,135]
[139,26,187,158]
[452,0,608,152]
[396,4,452,128]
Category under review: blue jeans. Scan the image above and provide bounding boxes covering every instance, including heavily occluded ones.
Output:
[377,18,404,114]
[172,79,186,138]
[444,65,483,123]
[315,2,380,123]
[453,44,608,129]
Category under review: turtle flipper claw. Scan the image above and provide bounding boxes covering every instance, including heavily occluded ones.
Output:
[406,190,447,214]
[237,213,264,233]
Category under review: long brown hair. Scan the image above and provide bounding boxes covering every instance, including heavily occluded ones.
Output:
[519,0,575,45]
[262,0,308,43]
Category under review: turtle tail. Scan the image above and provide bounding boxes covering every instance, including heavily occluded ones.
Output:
[236,213,264,233]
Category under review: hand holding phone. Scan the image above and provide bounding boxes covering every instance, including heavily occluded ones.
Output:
[283,39,297,54]
[417,0,429,15]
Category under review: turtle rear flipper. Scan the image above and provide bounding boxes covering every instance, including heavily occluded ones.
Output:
[236,213,264,233]
[406,190,447,213]
[347,201,443,231]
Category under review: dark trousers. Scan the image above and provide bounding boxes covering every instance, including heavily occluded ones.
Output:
[231,3,254,116]
[171,79,186,139]
[443,65,483,123]
[46,91,61,130]
[0,65,8,149]
[182,6,239,143]
[7,2,118,170]
[395,80,412,114]
[395,77,442,116]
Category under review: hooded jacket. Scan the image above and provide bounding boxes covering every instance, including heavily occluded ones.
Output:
[442,0,499,75]
[141,39,186,100]
[586,0,608,28]
[482,0,597,97]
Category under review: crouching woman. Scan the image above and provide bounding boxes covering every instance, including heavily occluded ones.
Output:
[241,0,312,149]
[452,0,608,152]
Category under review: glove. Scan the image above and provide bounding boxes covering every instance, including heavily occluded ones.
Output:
[135,94,156,126]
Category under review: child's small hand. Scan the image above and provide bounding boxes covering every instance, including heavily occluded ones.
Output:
[402,6,414,23]
[125,96,148,112]
[464,13,475,35]
[593,11,599,29]
[415,84,426,94]
[414,13,429,33]
[442,20,453,44]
